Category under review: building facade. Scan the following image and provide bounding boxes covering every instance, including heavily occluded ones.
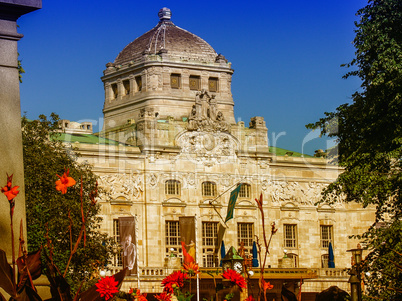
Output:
[62,8,375,300]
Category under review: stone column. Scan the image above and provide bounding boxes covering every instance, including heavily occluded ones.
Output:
[0,0,41,261]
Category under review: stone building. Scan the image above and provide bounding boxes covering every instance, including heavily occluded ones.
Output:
[61,8,375,300]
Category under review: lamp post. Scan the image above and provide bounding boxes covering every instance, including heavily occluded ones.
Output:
[347,246,363,301]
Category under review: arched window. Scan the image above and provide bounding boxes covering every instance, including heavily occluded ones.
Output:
[239,183,251,198]
[202,181,217,197]
[165,180,181,196]
[288,253,299,268]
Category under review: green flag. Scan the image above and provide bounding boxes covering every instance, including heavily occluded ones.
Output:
[225,184,242,223]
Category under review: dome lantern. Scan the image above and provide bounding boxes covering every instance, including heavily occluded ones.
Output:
[158,7,172,21]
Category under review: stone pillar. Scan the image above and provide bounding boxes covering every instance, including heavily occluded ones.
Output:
[0,0,41,261]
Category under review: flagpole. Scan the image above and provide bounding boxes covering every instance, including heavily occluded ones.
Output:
[135,215,140,289]
[195,214,200,301]
[209,182,241,225]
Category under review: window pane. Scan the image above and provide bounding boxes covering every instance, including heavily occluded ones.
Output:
[165,180,181,195]
[202,181,216,197]
[189,76,200,90]
[237,223,253,255]
[208,77,218,92]
[202,222,218,267]
[320,225,333,248]
[239,184,250,198]
[113,219,122,266]
[284,224,297,248]
[165,221,181,258]
[171,74,181,89]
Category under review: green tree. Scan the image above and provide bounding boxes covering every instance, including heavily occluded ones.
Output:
[22,113,116,292]
[307,0,402,299]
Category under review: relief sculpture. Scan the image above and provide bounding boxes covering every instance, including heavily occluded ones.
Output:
[268,181,342,207]
[99,174,143,200]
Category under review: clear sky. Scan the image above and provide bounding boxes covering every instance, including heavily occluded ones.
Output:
[17,0,367,156]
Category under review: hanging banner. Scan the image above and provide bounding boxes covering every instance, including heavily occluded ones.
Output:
[119,216,137,275]
[225,184,242,223]
[215,222,226,254]
[179,216,196,263]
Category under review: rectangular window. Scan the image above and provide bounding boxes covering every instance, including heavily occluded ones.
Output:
[111,83,118,99]
[284,224,297,248]
[113,219,123,267]
[171,74,181,89]
[320,225,333,248]
[165,221,181,257]
[189,75,200,91]
[321,254,329,268]
[208,77,218,92]
[239,184,251,198]
[202,181,217,197]
[135,76,142,92]
[237,223,253,255]
[123,79,130,95]
[165,180,181,196]
[202,222,219,267]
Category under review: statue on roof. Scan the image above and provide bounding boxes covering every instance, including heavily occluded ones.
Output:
[187,90,230,133]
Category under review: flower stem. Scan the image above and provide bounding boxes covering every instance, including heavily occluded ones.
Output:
[10,203,16,286]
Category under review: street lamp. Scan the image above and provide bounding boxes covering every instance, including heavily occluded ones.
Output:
[347,247,363,265]
[347,246,363,301]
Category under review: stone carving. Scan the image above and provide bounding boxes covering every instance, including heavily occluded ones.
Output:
[187,90,230,132]
[176,131,238,167]
[186,173,196,187]
[268,181,341,206]
[147,173,158,188]
[99,174,143,200]
[139,107,158,119]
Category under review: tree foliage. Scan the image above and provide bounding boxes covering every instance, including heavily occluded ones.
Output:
[22,113,116,293]
[306,0,402,298]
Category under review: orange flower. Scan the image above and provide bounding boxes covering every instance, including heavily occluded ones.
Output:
[183,262,200,276]
[55,169,76,194]
[1,173,19,201]
[95,275,119,300]
[261,279,274,292]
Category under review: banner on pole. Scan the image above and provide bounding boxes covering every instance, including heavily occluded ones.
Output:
[179,216,196,263]
[225,184,242,223]
[119,216,137,275]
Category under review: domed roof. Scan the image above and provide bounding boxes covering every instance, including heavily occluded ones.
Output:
[114,8,218,65]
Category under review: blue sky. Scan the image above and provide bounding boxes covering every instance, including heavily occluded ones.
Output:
[17,1,366,155]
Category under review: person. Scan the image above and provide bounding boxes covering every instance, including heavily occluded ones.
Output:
[186,240,196,260]
[123,234,137,272]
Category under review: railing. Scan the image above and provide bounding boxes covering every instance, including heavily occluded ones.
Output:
[315,268,349,278]
[107,266,348,280]
[107,266,168,278]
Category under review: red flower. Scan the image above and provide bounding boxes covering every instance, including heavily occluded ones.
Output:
[155,292,172,301]
[261,279,274,292]
[1,173,19,201]
[221,269,247,292]
[161,270,189,293]
[244,296,255,301]
[95,275,119,300]
[55,169,76,194]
